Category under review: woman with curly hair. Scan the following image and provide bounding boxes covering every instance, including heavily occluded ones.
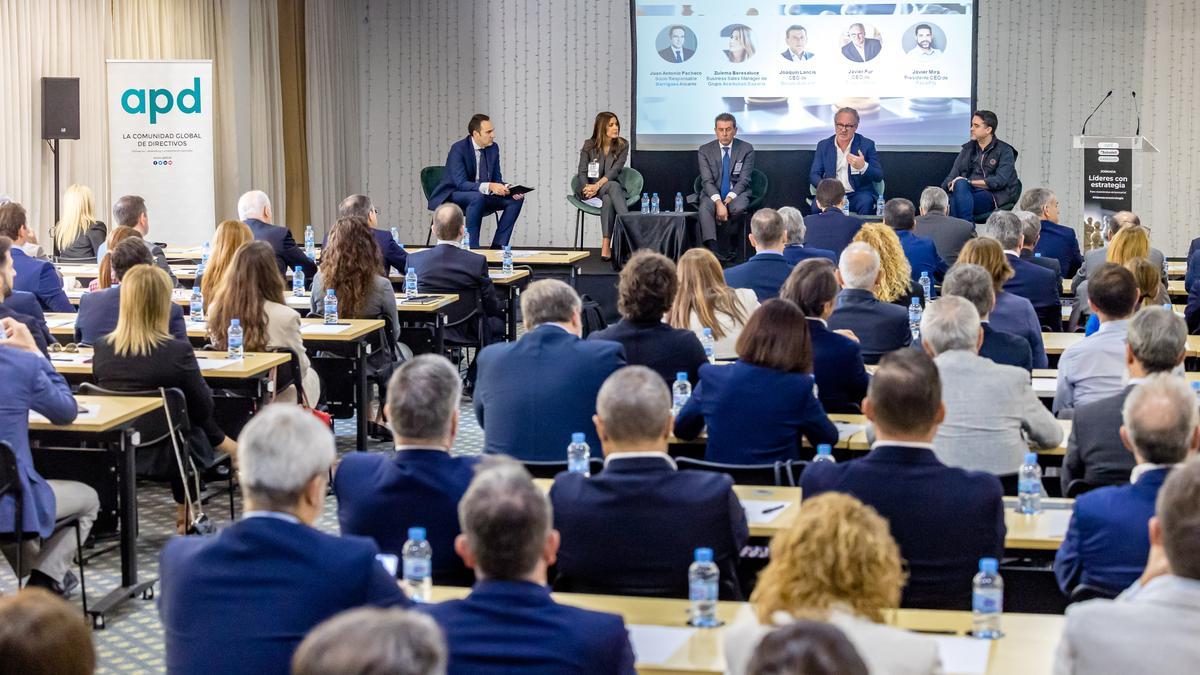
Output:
[958,236,1047,368]
[724,492,941,675]
[667,247,759,360]
[851,222,912,304]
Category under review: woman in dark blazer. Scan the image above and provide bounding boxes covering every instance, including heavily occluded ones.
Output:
[54,184,107,260]
[576,111,630,261]
[675,299,839,464]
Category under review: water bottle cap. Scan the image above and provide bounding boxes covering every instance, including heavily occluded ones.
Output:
[230,318,240,326]
[1035,252,1042,257]
[1024,452,1038,465]
[979,557,998,573]
[407,526,426,541]
[295,266,302,272]
[1192,381,1200,391]
[504,245,511,251]
[694,547,713,562]
[326,289,335,296]
[911,297,920,305]
[817,443,832,454]
[920,271,929,278]
[702,328,713,336]
[571,432,585,443]
[676,372,688,381]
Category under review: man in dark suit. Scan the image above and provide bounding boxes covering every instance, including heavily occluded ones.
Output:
[333,194,408,275]
[424,460,636,674]
[697,113,755,255]
[979,211,1061,320]
[1015,210,1063,277]
[75,238,188,346]
[427,114,524,249]
[804,179,864,256]
[885,197,947,284]
[551,366,748,599]
[779,206,836,265]
[802,349,1006,609]
[335,355,479,586]
[724,209,794,302]
[658,25,694,63]
[841,23,882,62]
[828,242,911,364]
[0,238,52,357]
[159,405,410,675]
[1056,374,1199,597]
[1018,187,1083,279]
[781,24,814,61]
[0,202,73,313]
[238,189,318,283]
[1061,307,1187,493]
[110,194,178,287]
[809,108,883,215]
[474,279,625,460]
[942,263,1033,371]
[914,186,975,264]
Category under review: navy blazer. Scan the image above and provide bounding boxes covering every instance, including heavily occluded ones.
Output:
[989,291,1048,368]
[335,449,480,585]
[808,318,869,413]
[723,252,793,302]
[803,208,864,257]
[802,444,1006,609]
[323,228,409,275]
[980,322,1033,371]
[809,134,884,194]
[159,516,411,675]
[588,319,707,385]
[675,361,838,464]
[1034,220,1083,279]
[1055,467,1169,596]
[1,291,52,356]
[10,248,73,313]
[550,455,749,599]
[1003,253,1060,309]
[1185,251,1200,333]
[428,137,504,209]
[424,580,635,675]
[783,243,836,265]
[895,229,948,283]
[474,324,625,460]
[827,288,912,364]
[841,38,883,62]
[244,218,318,280]
[407,243,503,344]
[74,286,188,346]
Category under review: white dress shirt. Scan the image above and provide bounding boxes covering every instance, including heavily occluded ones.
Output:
[711,143,738,202]
[472,139,491,195]
[834,140,867,193]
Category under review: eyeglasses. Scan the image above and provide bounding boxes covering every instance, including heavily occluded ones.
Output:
[835,123,858,130]
[49,342,79,353]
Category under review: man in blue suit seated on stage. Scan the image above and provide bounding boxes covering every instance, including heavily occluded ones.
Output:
[474,279,625,460]
[803,179,864,257]
[334,194,408,275]
[809,108,883,215]
[978,210,1060,316]
[159,405,410,675]
[336,355,479,586]
[724,208,794,302]
[238,189,318,283]
[427,114,524,249]
[0,202,73,313]
[779,206,835,265]
[424,459,636,674]
[550,366,749,599]
[884,197,947,284]
[828,242,911,364]
[942,264,1032,371]
[1056,374,1199,599]
[802,349,1006,609]
[75,238,188,346]
[1018,187,1082,279]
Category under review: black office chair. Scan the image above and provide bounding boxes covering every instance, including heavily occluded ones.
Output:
[519,458,604,479]
[1068,582,1120,604]
[675,457,802,487]
[1065,478,1104,499]
[0,440,89,616]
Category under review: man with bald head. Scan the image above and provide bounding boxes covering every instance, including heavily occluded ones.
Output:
[827,242,911,364]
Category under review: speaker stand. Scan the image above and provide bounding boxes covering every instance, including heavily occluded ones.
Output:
[48,138,61,225]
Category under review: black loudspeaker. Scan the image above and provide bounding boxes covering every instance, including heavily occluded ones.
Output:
[41,77,80,140]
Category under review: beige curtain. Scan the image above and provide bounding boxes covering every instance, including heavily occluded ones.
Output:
[247,0,288,225]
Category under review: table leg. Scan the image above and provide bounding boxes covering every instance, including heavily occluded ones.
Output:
[355,341,369,452]
[505,286,518,341]
[435,312,446,354]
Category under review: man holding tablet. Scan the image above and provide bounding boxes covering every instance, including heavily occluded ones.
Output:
[427,114,525,249]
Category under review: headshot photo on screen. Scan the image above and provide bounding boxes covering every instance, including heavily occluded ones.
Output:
[657,24,697,64]
[781,24,814,62]
[722,24,756,63]
[904,23,945,58]
[840,22,882,63]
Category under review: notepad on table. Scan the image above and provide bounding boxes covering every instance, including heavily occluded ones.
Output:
[30,403,99,425]
[742,500,792,525]
[45,317,77,329]
[301,323,352,335]
[195,357,239,370]
[627,624,694,665]
[509,250,545,258]
[835,422,865,443]
[932,635,991,674]
[49,353,93,365]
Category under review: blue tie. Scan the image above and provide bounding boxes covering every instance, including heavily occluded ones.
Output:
[720,147,731,198]
[676,50,683,63]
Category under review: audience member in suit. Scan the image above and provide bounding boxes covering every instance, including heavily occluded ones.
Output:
[238,189,318,282]
[474,280,625,460]
[676,299,838,463]
[885,197,947,284]
[921,296,1062,477]
[292,607,447,675]
[942,263,1032,370]
[423,460,636,674]
[1015,210,1062,278]
[941,110,1020,221]
[0,202,73,313]
[778,205,836,265]
[75,238,188,346]
[426,114,524,249]
[1082,211,1166,293]
[780,258,870,413]
[1055,459,1200,673]
[197,219,253,307]
[107,195,179,287]
[0,587,96,673]
[0,319,97,598]
[1054,263,1138,417]
[808,108,883,214]
[333,193,408,275]
[724,208,795,302]
[802,349,1006,609]
[336,355,478,585]
[840,23,882,62]
[803,179,864,256]
[1056,374,1198,599]
[91,266,238,529]
[668,247,759,361]
[958,236,1048,368]
[52,184,106,260]
[0,237,52,357]
[742,621,870,675]
[576,111,630,260]
[828,242,911,364]
[1061,307,1187,493]
[724,493,941,675]
[551,366,748,599]
[1017,187,1083,278]
[588,252,706,385]
[697,113,755,256]
[913,186,975,264]
[977,210,1060,319]
[159,406,409,675]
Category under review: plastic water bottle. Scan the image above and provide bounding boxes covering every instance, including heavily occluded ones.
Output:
[919,271,933,301]
[641,192,649,212]
[701,328,715,363]
[390,226,400,243]
[908,297,923,341]
[972,558,1004,639]
[323,289,338,324]
[405,267,418,300]
[672,372,692,417]
[567,433,591,476]
[189,287,203,322]
[460,229,470,250]
[1192,381,1200,401]
[1017,452,1042,515]
[401,527,433,603]
[813,443,836,464]
[292,266,305,296]
[841,199,850,216]
[502,246,513,274]
[1163,256,1170,281]
[304,225,315,258]
[651,192,661,213]
[227,319,243,360]
[197,241,210,275]
[876,194,886,216]
[688,548,720,628]
[675,192,684,212]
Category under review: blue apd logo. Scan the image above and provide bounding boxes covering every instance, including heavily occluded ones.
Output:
[121,77,202,125]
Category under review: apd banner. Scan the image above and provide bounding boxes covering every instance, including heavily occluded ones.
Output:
[107,60,214,246]
[1081,142,1133,251]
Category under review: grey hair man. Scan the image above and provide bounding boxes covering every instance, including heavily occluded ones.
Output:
[1012,209,1061,277]
[828,242,913,363]
[942,263,1032,370]
[780,205,836,266]
[238,189,318,280]
[432,202,466,243]
[425,459,637,672]
[1016,186,1082,278]
[977,210,1023,252]
[292,607,448,675]
[922,295,1062,475]
[338,193,408,275]
[779,206,806,245]
[107,194,177,284]
[724,208,791,301]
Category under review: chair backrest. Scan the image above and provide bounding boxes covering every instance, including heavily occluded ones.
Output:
[675,457,800,486]
[420,166,446,201]
[77,383,192,448]
[520,458,604,479]
[1065,478,1103,499]
[1069,582,1120,604]
[569,174,584,196]
[746,169,769,208]
[618,167,645,199]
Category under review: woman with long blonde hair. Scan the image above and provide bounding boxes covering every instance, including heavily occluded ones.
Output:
[1084,256,1169,335]
[90,225,142,291]
[851,223,910,303]
[1077,225,1152,329]
[200,220,254,302]
[667,247,759,360]
[724,493,940,675]
[958,237,1047,368]
[54,184,107,259]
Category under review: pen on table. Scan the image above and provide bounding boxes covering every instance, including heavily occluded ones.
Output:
[760,504,786,514]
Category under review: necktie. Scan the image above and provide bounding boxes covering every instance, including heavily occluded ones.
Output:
[474,149,481,182]
[720,147,731,198]
[675,50,682,63]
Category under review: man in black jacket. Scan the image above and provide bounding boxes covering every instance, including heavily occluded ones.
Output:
[941,110,1019,221]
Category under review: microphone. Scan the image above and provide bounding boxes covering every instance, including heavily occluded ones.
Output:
[1133,90,1141,136]
[1081,90,1113,136]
